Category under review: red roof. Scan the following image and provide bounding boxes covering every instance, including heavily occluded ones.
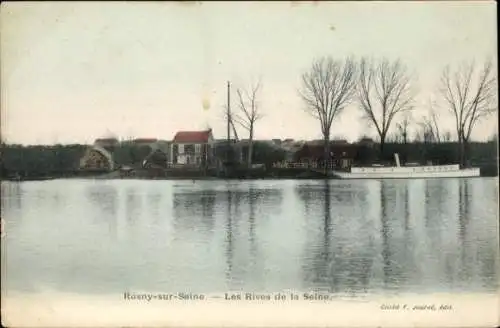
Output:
[173,130,211,143]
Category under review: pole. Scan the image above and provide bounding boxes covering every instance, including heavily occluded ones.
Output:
[227,81,231,163]
[227,81,231,144]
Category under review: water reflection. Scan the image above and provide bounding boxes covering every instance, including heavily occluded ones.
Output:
[225,187,234,286]
[86,184,118,238]
[146,191,162,223]
[248,186,257,269]
[458,179,471,284]
[223,185,284,290]
[1,182,24,222]
[2,179,498,295]
[380,180,391,289]
[172,189,216,233]
[297,181,333,290]
[297,181,372,293]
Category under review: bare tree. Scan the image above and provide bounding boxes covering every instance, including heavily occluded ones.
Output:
[417,119,438,143]
[427,99,442,143]
[416,101,443,144]
[395,113,412,144]
[232,80,263,169]
[356,57,414,155]
[299,56,357,168]
[439,59,497,167]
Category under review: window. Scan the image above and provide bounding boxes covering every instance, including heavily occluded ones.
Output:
[195,144,201,153]
[178,144,184,153]
[184,144,195,154]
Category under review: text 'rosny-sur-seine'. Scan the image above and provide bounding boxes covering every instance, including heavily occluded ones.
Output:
[123,292,347,301]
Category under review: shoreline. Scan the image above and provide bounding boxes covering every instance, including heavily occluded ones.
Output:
[1,164,498,182]
[2,173,497,182]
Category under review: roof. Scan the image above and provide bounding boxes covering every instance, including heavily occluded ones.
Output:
[173,129,212,143]
[281,141,306,152]
[94,138,119,144]
[294,142,358,159]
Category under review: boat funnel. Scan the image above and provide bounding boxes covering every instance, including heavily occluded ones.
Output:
[394,153,401,167]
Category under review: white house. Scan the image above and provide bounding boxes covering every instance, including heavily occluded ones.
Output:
[171,129,215,165]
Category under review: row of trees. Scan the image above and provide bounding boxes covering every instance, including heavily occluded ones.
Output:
[299,56,497,167]
[225,57,496,169]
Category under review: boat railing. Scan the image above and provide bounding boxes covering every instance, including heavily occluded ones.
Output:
[272,160,340,169]
[351,164,461,174]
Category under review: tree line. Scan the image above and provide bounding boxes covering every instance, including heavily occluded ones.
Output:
[298,56,497,168]
[225,57,496,170]
[1,56,497,179]
[1,138,497,180]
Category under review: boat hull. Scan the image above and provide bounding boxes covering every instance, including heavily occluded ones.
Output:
[332,165,480,179]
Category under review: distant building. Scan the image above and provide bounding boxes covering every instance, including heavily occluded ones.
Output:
[132,138,157,146]
[94,138,119,150]
[280,140,306,161]
[79,145,114,171]
[171,129,215,165]
[331,139,348,144]
[358,137,375,147]
[293,141,358,169]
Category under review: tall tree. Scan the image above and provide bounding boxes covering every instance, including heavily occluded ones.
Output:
[356,57,414,156]
[299,56,357,169]
[439,59,497,167]
[232,80,263,169]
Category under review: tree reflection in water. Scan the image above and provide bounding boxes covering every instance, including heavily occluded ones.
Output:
[85,183,118,238]
[225,187,233,287]
[222,185,284,290]
[296,181,375,294]
[172,189,216,234]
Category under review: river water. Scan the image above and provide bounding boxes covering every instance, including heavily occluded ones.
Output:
[1,178,498,297]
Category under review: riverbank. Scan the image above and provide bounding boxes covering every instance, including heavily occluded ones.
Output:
[2,141,497,181]
[2,166,497,182]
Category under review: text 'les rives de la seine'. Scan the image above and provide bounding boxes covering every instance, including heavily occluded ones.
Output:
[123,292,343,302]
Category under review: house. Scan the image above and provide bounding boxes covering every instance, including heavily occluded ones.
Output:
[79,145,114,171]
[293,141,358,169]
[171,129,215,165]
[280,140,306,161]
[272,139,282,146]
[79,137,119,171]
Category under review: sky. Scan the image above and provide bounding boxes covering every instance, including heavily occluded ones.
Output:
[1,1,497,145]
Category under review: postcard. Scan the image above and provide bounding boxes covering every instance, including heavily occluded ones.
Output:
[1,1,498,327]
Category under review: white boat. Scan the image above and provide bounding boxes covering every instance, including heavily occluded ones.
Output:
[332,154,480,179]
